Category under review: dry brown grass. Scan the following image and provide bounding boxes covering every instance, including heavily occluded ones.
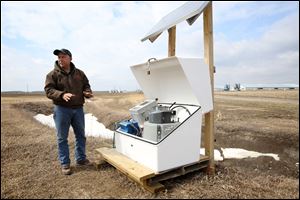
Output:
[215,89,299,99]
[1,90,299,199]
[84,92,145,129]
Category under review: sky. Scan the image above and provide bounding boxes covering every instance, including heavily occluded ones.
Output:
[1,1,299,92]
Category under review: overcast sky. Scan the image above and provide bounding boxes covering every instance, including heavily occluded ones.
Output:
[1,1,299,91]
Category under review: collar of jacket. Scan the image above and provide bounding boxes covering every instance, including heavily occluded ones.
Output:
[54,61,75,75]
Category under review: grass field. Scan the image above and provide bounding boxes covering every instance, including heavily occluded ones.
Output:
[1,90,299,198]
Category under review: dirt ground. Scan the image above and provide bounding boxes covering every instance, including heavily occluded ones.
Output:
[1,90,299,198]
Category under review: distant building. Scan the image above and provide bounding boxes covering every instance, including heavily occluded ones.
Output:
[224,84,230,91]
[215,83,299,91]
[240,84,299,90]
[221,83,238,91]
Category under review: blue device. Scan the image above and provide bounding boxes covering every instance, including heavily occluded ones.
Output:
[118,120,140,135]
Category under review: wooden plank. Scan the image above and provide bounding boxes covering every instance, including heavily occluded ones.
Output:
[141,180,165,193]
[149,159,209,184]
[200,154,209,161]
[203,2,215,174]
[184,160,209,174]
[95,148,210,193]
[168,26,176,57]
[95,147,155,183]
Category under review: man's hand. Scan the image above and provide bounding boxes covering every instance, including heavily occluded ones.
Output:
[83,91,93,98]
[62,93,75,102]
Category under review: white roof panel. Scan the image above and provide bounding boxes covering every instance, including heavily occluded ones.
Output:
[141,1,210,42]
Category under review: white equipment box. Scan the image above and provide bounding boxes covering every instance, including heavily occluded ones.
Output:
[115,56,213,173]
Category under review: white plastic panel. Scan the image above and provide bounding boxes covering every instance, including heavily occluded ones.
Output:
[156,108,202,172]
[130,56,213,113]
[141,1,210,42]
[178,57,213,113]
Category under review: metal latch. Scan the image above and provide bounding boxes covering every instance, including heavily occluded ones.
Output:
[147,58,157,75]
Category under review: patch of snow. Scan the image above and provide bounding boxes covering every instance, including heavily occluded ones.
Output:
[221,148,280,161]
[200,148,223,161]
[200,148,279,161]
[34,113,113,139]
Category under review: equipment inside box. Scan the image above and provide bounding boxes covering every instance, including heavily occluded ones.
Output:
[116,99,191,142]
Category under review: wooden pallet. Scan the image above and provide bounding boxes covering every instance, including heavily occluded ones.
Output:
[95,147,209,193]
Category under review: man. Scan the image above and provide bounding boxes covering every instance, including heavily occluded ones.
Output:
[45,48,93,175]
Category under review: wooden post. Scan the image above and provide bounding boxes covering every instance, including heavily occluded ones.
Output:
[203,2,215,174]
[168,26,176,57]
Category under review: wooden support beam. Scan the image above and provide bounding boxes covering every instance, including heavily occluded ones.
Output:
[168,26,176,57]
[203,2,215,174]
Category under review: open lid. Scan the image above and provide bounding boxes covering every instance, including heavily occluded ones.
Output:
[131,56,213,113]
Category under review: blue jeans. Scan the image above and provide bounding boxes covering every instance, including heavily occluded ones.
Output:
[53,105,86,167]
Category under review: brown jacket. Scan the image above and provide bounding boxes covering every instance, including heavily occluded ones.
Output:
[44,61,92,108]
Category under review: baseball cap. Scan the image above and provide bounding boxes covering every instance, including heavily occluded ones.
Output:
[53,49,72,57]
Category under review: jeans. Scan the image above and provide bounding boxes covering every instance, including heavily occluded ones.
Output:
[53,105,86,167]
